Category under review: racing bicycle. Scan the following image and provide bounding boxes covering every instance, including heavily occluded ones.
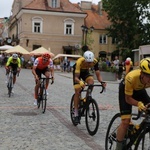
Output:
[105,107,150,150]
[37,77,53,113]
[7,69,19,97]
[70,83,105,136]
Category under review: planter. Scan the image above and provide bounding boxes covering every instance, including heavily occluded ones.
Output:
[93,71,116,81]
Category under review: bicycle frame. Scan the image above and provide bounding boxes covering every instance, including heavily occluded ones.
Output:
[37,77,53,113]
[125,109,150,149]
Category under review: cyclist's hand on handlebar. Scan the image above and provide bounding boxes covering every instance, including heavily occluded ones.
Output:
[79,80,85,88]
[138,101,146,111]
[101,81,106,88]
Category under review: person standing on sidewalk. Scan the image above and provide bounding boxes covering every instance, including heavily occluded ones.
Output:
[72,50,106,123]
[32,53,54,105]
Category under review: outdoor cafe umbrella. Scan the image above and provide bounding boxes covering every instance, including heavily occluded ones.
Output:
[30,47,55,57]
[0,45,14,51]
[5,45,30,55]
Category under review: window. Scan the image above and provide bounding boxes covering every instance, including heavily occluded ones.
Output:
[99,35,107,44]
[64,18,75,35]
[32,17,43,33]
[112,37,117,44]
[52,0,57,8]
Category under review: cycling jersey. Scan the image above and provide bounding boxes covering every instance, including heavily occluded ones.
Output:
[33,57,53,70]
[73,57,99,74]
[6,56,21,68]
[125,69,150,95]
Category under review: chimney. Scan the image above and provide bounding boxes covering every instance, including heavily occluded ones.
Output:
[98,1,103,15]
[81,1,92,10]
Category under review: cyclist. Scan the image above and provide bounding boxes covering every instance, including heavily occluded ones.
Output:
[5,53,21,92]
[32,53,54,105]
[73,50,106,124]
[115,57,150,150]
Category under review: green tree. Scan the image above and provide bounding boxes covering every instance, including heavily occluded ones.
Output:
[102,0,150,50]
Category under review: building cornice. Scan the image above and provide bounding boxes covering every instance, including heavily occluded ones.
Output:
[16,9,87,19]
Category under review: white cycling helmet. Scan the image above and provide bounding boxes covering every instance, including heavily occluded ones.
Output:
[83,50,94,62]
[126,57,131,61]
[12,53,18,59]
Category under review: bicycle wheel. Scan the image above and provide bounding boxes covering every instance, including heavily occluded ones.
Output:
[134,128,150,150]
[105,113,121,150]
[85,99,99,136]
[41,88,47,113]
[70,94,78,126]
[8,76,13,97]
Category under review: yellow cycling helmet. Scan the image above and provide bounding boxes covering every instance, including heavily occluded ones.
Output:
[140,58,150,74]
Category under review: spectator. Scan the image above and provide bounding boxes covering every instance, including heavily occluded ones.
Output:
[113,56,119,80]
[67,60,70,72]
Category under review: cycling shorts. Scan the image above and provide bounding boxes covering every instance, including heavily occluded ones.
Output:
[35,67,49,78]
[119,80,150,119]
[7,63,18,75]
[73,69,93,89]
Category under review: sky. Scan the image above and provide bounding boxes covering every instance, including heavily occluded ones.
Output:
[0,0,100,18]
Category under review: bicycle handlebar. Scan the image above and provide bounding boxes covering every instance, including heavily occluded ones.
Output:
[39,77,54,84]
[81,82,106,94]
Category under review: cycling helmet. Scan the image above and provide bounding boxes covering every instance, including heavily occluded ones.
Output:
[140,58,150,74]
[126,57,131,61]
[42,53,51,60]
[83,50,94,62]
[12,53,18,59]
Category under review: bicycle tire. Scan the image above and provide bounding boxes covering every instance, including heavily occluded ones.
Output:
[85,99,100,136]
[134,128,150,150]
[8,76,13,97]
[70,94,78,126]
[105,113,121,150]
[42,88,47,113]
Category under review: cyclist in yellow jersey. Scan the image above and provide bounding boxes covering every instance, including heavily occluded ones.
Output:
[116,58,150,150]
[73,50,106,123]
[5,54,21,92]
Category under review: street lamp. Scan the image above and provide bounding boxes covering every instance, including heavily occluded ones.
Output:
[81,25,94,52]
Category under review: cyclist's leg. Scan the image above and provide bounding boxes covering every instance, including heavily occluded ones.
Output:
[43,67,50,90]
[73,69,82,123]
[34,69,41,104]
[116,80,132,150]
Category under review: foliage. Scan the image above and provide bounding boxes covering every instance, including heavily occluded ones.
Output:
[99,61,117,73]
[102,0,150,50]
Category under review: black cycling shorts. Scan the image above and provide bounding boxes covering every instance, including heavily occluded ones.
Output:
[119,80,150,116]
[73,69,92,85]
[35,67,49,78]
[8,63,18,75]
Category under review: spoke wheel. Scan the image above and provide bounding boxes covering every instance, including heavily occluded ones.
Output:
[105,113,121,150]
[70,94,78,126]
[134,129,150,150]
[85,99,99,136]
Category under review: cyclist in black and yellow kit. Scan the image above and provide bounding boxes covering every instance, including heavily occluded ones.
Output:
[116,58,150,150]
[73,50,106,123]
[5,53,21,92]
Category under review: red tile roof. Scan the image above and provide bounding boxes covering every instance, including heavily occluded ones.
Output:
[24,0,84,13]
[82,4,111,30]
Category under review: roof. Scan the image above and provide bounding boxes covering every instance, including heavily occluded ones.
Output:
[23,0,84,13]
[84,5,111,30]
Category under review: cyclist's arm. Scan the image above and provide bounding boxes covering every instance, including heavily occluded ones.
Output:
[5,57,11,67]
[17,58,21,71]
[125,94,139,106]
[49,59,54,78]
[32,59,38,79]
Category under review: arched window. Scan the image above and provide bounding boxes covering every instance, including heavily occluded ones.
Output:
[32,17,43,33]
[64,18,75,35]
